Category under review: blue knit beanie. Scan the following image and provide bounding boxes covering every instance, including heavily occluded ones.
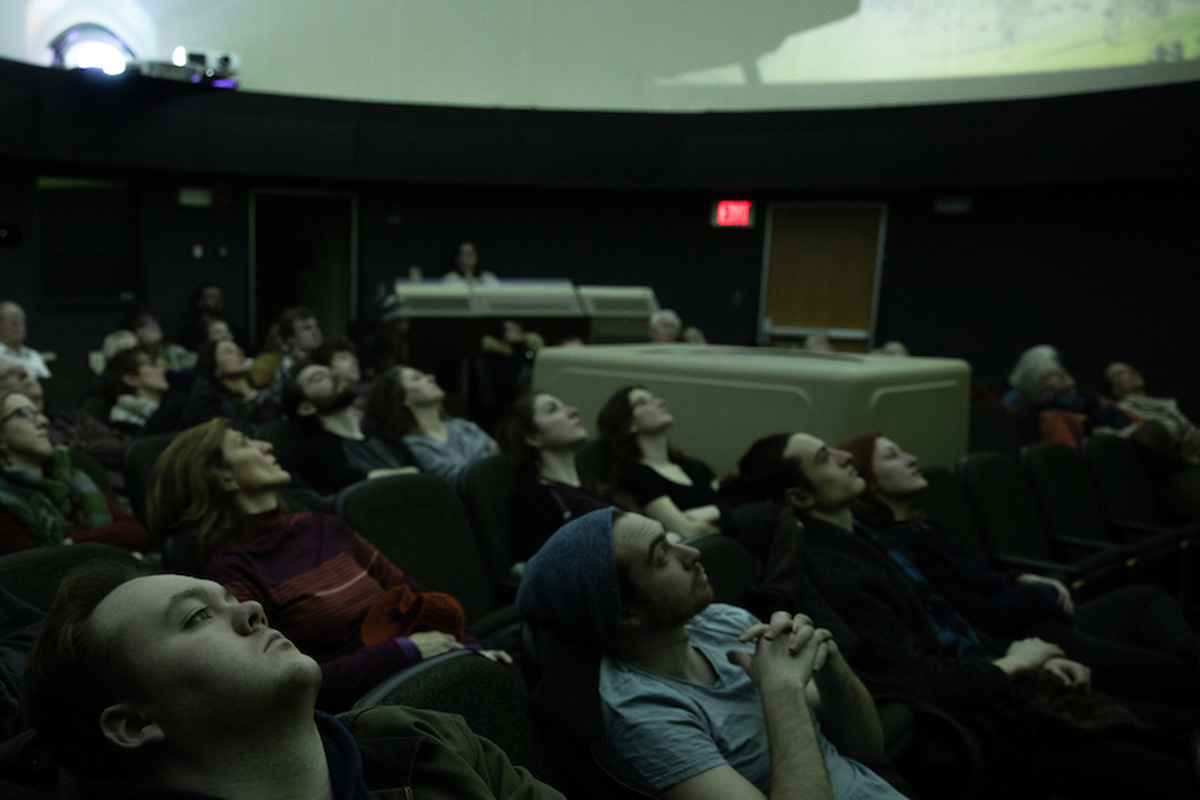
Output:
[517,507,621,649]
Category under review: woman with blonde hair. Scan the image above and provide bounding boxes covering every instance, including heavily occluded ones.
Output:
[148,418,508,711]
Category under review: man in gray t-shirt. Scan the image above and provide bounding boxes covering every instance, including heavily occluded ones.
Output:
[518,508,907,800]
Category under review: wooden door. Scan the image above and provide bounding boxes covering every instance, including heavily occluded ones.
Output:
[759,203,886,351]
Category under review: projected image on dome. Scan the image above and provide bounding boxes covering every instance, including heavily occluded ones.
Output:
[663,0,1200,88]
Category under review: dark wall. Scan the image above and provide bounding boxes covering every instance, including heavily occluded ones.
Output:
[876,181,1198,398]
[1,58,1196,403]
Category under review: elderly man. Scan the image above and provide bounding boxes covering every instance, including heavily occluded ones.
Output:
[518,508,905,800]
[22,561,563,799]
[283,361,415,493]
[648,309,682,343]
[0,300,50,379]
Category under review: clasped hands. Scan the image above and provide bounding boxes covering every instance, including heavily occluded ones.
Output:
[728,611,837,690]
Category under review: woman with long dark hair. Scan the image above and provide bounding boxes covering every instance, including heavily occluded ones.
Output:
[596,385,719,538]
[497,393,608,559]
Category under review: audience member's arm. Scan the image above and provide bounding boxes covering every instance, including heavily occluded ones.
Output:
[807,637,884,765]
[67,496,150,552]
[991,637,1063,678]
[814,570,1013,713]
[643,496,720,538]
[366,466,419,479]
[689,612,834,800]
[404,437,474,487]
[0,589,42,740]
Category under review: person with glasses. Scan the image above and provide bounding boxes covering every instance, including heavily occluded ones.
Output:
[0,387,148,555]
[596,385,722,538]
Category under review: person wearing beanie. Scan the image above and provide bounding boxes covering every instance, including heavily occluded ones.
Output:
[518,508,906,800]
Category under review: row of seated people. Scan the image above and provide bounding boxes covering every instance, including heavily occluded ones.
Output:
[973,345,1200,521]
[5,372,1200,798]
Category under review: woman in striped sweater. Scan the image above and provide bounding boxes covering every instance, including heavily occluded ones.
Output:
[147,418,508,711]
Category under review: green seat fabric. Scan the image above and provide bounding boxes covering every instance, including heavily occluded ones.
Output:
[336,473,509,633]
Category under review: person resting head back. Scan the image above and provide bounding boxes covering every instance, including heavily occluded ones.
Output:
[186,339,281,431]
[497,393,607,559]
[839,433,928,530]
[518,508,902,800]
[724,431,866,530]
[1100,363,1200,465]
[1007,345,1138,448]
[839,431,1200,708]
[148,418,508,710]
[596,385,720,538]
[22,559,559,798]
[365,365,496,488]
[100,346,169,434]
[0,387,148,555]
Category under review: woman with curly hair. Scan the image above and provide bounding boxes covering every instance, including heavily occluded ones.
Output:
[147,418,509,712]
[364,365,495,488]
[497,393,608,560]
[596,385,719,538]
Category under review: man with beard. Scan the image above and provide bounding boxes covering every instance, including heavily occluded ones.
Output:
[284,361,416,493]
[517,509,905,800]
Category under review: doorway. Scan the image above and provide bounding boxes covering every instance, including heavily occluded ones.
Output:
[758,203,887,351]
[249,190,357,349]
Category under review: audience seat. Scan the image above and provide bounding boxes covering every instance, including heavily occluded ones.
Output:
[123,432,176,525]
[257,418,309,474]
[966,404,1023,458]
[68,447,115,498]
[1021,442,1188,592]
[352,650,558,788]
[911,466,987,555]
[1084,435,1200,540]
[0,542,140,610]
[336,473,517,637]
[957,451,1129,596]
[574,439,606,489]
[690,533,756,607]
[80,395,110,425]
[458,455,520,590]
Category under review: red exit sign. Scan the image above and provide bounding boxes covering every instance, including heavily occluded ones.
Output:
[712,200,754,228]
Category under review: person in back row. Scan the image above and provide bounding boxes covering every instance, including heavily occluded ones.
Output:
[0,300,50,379]
[21,560,563,799]
[100,346,171,435]
[364,365,496,489]
[498,393,608,560]
[284,362,416,494]
[518,508,907,800]
[1101,361,1200,465]
[597,385,721,538]
[180,338,282,434]
[267,306,324,402]
[148,418,509,712]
